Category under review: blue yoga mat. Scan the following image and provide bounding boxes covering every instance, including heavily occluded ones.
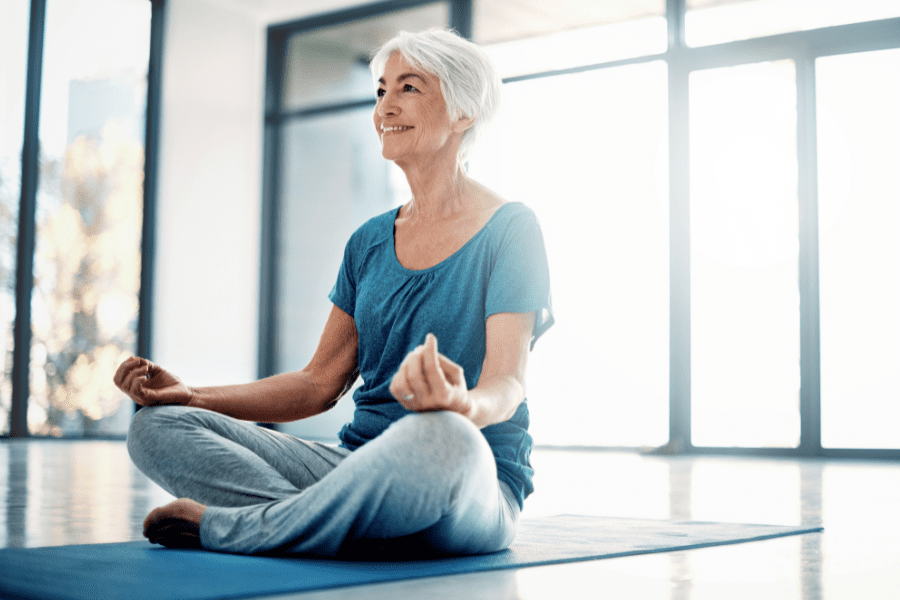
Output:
[0,515,821,600]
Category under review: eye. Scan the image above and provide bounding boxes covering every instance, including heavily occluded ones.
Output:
[376,88,386,98]
[404,83,419,93]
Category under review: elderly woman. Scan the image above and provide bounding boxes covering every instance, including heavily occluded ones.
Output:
[116,29,552,557]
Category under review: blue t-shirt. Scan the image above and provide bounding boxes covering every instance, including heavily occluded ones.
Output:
[328,201,553,508]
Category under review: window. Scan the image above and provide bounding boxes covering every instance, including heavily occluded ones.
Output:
[686,0,900,47]
[689,61,801,448]
[474,0,666,79]
[261,1,900,456]
[818,48,900,450]
[468,62,670,447]
[1,0,159,437]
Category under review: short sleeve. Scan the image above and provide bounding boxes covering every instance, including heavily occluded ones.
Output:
[486,209,554,349]
[328,236,357,317]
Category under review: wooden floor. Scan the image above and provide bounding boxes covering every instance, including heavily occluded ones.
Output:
[1,439,898,599]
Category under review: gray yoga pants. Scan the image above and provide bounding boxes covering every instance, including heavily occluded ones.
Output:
[127,405,520,557]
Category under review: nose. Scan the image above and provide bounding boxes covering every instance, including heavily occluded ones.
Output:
[376,90,400,119]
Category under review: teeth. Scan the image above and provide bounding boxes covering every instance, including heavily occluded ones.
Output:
[382,126,412,132]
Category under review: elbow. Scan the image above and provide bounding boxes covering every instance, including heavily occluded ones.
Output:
[290,362,358,419]
[505,383,526,421]
[474,374,525,427]
[510,373,526,406]
[328,366,359,409]
[501,374,527,421]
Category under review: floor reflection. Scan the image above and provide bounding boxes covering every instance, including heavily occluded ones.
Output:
[1,441,898,599]
[1,439,173,548]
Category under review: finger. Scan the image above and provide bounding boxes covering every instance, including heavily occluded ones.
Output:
[131,372,161,406]
[389,348,417,398]
[389,368,412,404]
[128,376,148,402]
[113,358,129,387]
[405,347,430,399]
[437,353,465,385]
[123,364,151,397]
[421,334,446,390]
[120,366,145,398]
[144,360,162,380]
[113,356,141,388]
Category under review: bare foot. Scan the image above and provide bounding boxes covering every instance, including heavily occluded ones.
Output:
[143,498,207,549]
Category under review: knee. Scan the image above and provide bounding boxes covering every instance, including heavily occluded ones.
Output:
[394,411,490,469]
[126,405,186,466]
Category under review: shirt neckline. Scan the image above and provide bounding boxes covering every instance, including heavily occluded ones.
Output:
[389,201,518,275]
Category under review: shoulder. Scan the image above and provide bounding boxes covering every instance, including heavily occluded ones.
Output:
[346,207,398,251]
[469,179,541,231]
[481,202,549,271]
[496,201,538,221]
[487,201,543,238]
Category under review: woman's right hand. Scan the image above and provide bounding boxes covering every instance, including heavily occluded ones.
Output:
[113,356,194,407]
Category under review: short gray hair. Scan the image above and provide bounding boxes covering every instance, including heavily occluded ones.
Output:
[370,28,501,162]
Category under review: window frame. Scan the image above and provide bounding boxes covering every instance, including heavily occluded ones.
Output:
[257,0,900,458]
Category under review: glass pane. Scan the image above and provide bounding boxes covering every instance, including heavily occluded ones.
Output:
[686,0,900,47]
[276,109,406,442]
[689,60,801,448]
[477,0,666,79]
[30,0,150,436]
[818,49,900,449]
[468,62,670,447]
[282,2,449,112]
[0,0,32,435]
[278,6,450,441]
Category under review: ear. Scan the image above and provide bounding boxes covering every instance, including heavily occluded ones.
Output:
[452,114,476,134]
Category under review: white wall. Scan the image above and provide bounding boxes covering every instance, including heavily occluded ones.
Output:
[153,0,266,385]
[153,0,374,386]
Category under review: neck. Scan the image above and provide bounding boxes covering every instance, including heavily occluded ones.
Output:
[397,152,473,221]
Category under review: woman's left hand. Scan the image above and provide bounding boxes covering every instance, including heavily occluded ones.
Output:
[390,333,472,417]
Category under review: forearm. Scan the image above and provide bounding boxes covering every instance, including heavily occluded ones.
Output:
[188,369,350,423]
[465,374,525,429]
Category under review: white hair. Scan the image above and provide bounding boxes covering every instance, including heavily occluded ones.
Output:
[370,28,501,162]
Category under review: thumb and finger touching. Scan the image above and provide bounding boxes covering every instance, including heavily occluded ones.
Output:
[115,356,189,406]
[424,333,446,388]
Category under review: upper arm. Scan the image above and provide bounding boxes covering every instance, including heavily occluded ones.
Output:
[301,304,359,410]
[480,311,535,388]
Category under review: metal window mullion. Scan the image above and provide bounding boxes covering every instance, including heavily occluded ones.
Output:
[258,29,288,381]
[10,0,47,437]
[667,0,692,451]
[450,0,472,39]
[667,0,685,48]
[796,52,825,597]
[796,52,822,455]
[138,0,167,365]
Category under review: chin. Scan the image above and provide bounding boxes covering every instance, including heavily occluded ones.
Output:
[380,146,407,163]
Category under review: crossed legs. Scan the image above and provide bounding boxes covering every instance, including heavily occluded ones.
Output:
[127,405,519,557]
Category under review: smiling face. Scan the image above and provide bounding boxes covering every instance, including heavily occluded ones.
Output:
[373,52,470,166]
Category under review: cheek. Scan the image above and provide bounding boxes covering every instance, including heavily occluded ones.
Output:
[422,107,453,138]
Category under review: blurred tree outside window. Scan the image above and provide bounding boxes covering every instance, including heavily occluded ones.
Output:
[2,0,151,437]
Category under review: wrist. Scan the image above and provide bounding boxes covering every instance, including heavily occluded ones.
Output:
[185,386,204,409]
[459,389,480,424]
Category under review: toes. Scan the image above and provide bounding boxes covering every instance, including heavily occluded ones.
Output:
[143,499,206,549]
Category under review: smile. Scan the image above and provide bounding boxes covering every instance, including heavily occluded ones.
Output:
[381,126,414,133]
